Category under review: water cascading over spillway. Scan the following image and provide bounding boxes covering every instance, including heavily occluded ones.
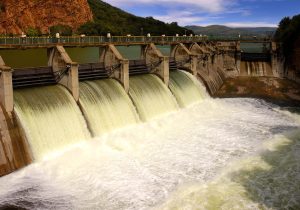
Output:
[14,85,91,161]
[79,79,140,136]
[169,70,208,107]
[129,74,179,121]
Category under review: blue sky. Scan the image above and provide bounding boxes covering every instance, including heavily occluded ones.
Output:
[103,0,300,27]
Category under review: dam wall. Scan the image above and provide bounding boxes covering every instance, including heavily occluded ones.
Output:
[0,40,273,176]
[239,42,287,78]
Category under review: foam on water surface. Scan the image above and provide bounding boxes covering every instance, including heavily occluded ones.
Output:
[1,98,299,209]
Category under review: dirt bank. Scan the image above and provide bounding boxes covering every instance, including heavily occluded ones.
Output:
[215,77,300,106]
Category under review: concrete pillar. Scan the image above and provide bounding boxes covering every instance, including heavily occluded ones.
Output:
[171,43,197,75]
[235,41,241,73]
[120,59,129,93]
[0,56,13,113]
[271,42,284,78]
[190,55,197,76]
[142,43,169,85]
[191,43,209,72]
[48,46,79,101]
[100,44,130,92]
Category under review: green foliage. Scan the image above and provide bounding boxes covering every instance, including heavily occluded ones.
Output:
[26,27,41,37]
[275,15,300,58]
[78,0,193,36]
[49,24,73,36]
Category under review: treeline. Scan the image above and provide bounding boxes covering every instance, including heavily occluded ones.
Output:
[77,0,193,36]
[17,0,192,37]
[275,14,300,58]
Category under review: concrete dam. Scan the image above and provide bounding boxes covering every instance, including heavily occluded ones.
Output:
[0,37,299,209]
[0,37,284,176]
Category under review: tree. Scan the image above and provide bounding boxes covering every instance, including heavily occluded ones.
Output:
[275,14,300,70]
[49,25,73,36]
[26,27,41,37]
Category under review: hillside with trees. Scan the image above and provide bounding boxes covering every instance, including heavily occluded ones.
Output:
[78,0,193,36]
[275,14,300,59]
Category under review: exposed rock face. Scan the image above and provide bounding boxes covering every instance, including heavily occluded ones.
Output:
[0,0,93,34]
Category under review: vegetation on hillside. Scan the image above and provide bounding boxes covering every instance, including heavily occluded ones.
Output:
[78,0,193,36]
[26,27,41,37]
[49,25,73,36]
[275,14,300,59]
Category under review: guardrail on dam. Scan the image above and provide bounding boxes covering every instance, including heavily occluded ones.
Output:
[0,35,271,48]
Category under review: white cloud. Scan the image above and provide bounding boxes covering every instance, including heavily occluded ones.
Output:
[104,0,234,13]
[102,0,278,27]
[154,11,206,26]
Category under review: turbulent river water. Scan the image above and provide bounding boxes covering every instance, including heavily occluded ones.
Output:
[0,96,299,209]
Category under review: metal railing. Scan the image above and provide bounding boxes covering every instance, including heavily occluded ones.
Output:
[0,36,272,47]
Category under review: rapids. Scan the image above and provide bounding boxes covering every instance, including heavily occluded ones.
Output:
[1,71,300,209]
[1,98,299,209]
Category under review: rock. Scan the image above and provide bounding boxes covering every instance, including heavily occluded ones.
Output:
[0,0,93,35]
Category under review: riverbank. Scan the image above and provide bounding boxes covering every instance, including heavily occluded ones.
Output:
[215,77,300,107]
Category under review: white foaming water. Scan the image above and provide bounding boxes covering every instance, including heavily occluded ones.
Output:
[1,97,299,210]
[129,74,179,121]
[79,79,140,136]
[169,70,208,107]
[14,85,91,161]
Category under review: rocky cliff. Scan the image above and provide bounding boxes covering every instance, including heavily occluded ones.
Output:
[0,0,93,34]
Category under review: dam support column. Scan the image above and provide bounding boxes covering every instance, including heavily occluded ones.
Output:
[0,56,13,114]
[218,41,240,77]
[0,56,30,177]
[235,41,241,74]
[48,46,79,101]
[190,42,226,95]
[271,42,285,78]
[171,43,197,76]
[142,43,169,85]
[100,44,129,92]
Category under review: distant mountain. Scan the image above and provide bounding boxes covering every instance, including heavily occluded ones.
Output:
[185,25,277,37]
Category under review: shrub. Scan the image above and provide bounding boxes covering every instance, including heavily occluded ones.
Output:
[49,24,73,36]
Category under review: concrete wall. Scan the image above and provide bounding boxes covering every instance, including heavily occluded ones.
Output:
[48,46,79,101]
[240,61,273,77]
[142,43,169,85]
[100,44,129,92]
[0,41,281,176]
[0,105,31,177]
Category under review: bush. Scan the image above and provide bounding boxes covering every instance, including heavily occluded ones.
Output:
[26,27,41,37]
[49,24,73,36]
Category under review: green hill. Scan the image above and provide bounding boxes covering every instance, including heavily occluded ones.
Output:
[78,0,193,36]
[185,25,276,38]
